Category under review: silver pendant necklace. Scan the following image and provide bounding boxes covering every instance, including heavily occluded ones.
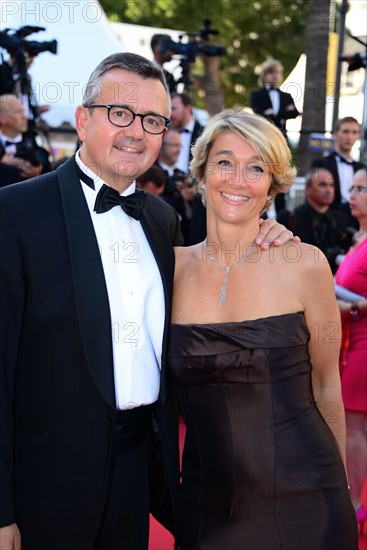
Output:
[203,239,255,307]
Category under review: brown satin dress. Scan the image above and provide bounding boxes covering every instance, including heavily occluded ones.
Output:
[169,313,358,550]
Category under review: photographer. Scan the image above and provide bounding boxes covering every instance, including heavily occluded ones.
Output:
[0,94,50,180]
[150,33,177,94]
[0,26,56,122]
[157,20,224,116]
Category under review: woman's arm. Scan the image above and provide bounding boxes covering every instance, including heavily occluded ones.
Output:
[302,251,347,466]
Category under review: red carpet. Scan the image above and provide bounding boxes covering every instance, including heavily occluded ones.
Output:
[149,516,174,550]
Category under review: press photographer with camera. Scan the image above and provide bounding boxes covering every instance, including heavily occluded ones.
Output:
[150,34,177,94]
[0,94,50,182]
[0,25,57,123]
[157,20,224,116]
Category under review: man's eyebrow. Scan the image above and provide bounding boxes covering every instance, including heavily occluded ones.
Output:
[110,103,164,116]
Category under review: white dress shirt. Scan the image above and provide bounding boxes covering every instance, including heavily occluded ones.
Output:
[335,154,354,203]
[0,132,22,155]
[176,118,195,173]
[75,152,165,410]
[265,84,280,116]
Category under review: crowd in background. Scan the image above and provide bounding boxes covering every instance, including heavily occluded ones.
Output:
[0,47,366,538]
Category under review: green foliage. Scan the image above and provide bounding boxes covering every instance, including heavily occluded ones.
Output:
[100,0,307,108]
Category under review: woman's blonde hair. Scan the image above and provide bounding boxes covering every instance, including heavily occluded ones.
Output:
[190,107,296,214]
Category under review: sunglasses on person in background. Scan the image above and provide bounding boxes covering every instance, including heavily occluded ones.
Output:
[349,186,367,195]
[85,104,170,135]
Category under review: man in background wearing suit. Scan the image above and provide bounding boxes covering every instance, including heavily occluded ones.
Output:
[312,116,364,224]
[169,92,204,173]
[0,52,297,550]
[250,59,299,140]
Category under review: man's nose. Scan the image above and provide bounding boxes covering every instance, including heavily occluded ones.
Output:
[124,116,144,138]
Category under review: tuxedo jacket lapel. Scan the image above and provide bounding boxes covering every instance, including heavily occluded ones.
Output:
[57,157,115,409]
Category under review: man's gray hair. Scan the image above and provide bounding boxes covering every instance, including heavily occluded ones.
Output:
[82,52,170,110]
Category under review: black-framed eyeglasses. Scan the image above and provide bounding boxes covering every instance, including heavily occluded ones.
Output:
[86,104,170,135]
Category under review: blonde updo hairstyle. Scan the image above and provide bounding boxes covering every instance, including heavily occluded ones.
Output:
[190,108,296,215]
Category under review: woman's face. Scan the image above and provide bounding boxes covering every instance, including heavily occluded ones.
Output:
[349,171,367,222]
[204,130,272,223]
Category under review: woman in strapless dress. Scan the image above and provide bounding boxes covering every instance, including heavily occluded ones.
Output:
[169,109,358,549]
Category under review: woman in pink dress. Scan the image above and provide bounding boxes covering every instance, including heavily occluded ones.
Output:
[335,167,367,534]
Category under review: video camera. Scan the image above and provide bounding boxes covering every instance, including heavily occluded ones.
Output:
[158,19,225,86]
[0,25,57,74]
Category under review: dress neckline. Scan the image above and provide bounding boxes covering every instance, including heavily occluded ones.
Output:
[171,311,305,328]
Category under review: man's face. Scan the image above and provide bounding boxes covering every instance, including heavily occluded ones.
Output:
[0,97,27,135]
[263,66,283,87]
[159,130,182,166]
[333,122,360,154]
[307,171,335,208]
[170,96,191,128]
[76,68,169,189]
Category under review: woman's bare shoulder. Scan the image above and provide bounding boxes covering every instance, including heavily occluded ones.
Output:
[272,242,330,272]
[174,243,203,274]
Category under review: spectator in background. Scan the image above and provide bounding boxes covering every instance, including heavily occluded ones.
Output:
[155,128,186,197]
[150,33,177,94]
[250,59,299,139]
[277,168,352,273]
[312,117,364,225]
[156,128,205,245]
[136,164,166,196]
[335,168,367,535]
[169,93,204,173]
[0,94,50,178]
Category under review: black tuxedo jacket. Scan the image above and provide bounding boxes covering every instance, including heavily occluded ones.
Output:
[0,156,183,548]
[250,87,299,134]
[191,120,204,149]
[311,151,365,209]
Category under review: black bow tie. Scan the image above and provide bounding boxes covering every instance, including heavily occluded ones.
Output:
[179,128,190,133]
[336,153,353,165]
[75,160,146,220]
[5,140,17,147]
[94,184,146,220]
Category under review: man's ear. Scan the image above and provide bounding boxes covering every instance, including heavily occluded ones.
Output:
[75,106,88,142]
[161,128,167,142]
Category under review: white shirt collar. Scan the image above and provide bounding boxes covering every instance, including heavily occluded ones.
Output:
[180,118,195,134]
[75,150,136,196]
[0,132,23,145]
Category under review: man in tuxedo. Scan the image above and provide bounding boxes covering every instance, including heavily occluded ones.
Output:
[169,93,204,173]
[156,128,206,245]
[0,94,50,179]
[155,128,185,195]
[0,52,296,550]
[0,51,183,550]
[250,59,299,139]
[311,117,364,221]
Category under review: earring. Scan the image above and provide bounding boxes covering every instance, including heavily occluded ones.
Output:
[266,196,271,201]
[201,184,206,190]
